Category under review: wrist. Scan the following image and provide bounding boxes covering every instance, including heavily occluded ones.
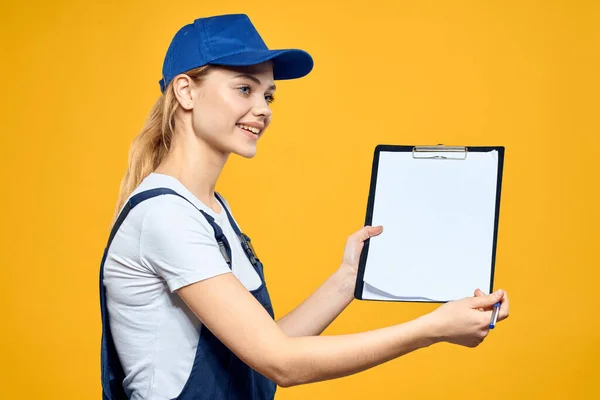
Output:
[415,312,444,346]
[335,264,358,301]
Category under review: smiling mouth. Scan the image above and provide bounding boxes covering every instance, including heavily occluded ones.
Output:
[236,124,261,136]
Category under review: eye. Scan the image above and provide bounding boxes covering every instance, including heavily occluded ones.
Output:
[238,85,251,95]
[238,85,275,105]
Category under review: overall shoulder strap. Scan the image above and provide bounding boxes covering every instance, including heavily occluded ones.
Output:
[214,193,243,236]
[214,193,260,267]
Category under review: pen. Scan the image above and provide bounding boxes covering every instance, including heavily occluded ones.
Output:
[489,302,501,329]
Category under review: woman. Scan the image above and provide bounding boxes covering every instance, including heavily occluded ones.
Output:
[100,13,509,400]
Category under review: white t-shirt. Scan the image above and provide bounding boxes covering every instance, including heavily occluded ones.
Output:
[103,173,262,400]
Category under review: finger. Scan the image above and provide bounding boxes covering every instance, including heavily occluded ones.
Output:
[367,225,383,237]
[478,310,494,327]
[474,289,486,311]
[471,289,504,309]
[498,291,510,321]
[474,289,500,311]
[356,225,383,241]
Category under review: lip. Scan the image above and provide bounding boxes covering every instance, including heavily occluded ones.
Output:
[237,125,260,141]
[237,122,265,131]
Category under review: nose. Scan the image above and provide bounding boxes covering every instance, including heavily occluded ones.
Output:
[252,97,272,119]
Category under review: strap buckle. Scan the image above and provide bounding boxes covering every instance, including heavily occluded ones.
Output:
[239,233,259,266]
[217,240,231,264]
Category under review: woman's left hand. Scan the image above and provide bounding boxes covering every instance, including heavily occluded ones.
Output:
[339,225,384,281]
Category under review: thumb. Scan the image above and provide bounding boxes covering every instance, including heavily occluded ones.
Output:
[470,289,504,309]
[357,225,383,241]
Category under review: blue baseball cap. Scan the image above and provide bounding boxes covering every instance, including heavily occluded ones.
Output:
[159,14,314,93]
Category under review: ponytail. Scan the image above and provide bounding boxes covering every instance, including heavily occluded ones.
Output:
[111,65,212,223]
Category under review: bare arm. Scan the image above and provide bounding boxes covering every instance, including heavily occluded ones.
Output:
[276,265,355,337]
[178,272,509,388]
[275,226,383,337]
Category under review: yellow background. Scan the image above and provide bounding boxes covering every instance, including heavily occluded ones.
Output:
[1,0,598,398]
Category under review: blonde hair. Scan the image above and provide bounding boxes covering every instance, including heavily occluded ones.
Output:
[111,65,212,224]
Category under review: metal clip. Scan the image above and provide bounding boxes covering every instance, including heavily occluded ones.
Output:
[412,144,468,160]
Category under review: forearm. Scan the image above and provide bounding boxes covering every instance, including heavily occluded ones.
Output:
[274,314,439,387]
[276,266,355,337]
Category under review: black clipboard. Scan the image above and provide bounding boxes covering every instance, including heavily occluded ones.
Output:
[354,144,505,303]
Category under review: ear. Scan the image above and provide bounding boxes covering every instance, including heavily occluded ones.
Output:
[172,74,194,111]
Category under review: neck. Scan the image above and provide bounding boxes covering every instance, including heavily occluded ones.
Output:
[155,130,228,213]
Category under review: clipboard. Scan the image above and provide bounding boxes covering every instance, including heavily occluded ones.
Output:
[354,144,505,303]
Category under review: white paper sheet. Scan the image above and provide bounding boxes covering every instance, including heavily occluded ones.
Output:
[361,150,499,302]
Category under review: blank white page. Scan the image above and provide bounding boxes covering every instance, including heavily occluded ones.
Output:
[362,150,499,302]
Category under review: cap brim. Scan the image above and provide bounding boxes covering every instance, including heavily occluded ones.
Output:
[209,49,313,80]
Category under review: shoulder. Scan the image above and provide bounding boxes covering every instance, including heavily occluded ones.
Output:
[140,194,214,237]
[138,193,231,291]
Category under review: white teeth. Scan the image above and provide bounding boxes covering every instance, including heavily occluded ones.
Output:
[238,124,260,135]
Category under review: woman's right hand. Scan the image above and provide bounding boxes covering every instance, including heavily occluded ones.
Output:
[425,289,509,348]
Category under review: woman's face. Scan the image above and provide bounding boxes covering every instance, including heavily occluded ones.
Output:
[190,62,275,158]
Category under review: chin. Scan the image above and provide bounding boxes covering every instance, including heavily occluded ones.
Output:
[234,147,258,159]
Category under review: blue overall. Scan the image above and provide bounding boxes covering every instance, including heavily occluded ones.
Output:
[100,188,277,400]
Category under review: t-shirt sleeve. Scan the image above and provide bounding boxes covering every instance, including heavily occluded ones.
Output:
[139,197,231,292]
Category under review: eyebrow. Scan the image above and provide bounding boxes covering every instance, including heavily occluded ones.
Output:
[234,74,276,91]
